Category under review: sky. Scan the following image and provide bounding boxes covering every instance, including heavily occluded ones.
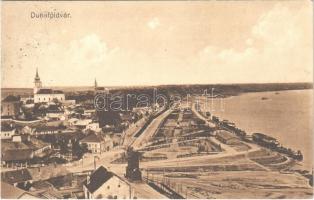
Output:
[1,1,313,88]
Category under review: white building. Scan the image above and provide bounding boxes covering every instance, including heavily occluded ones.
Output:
[85,123,101,132]
[34,89,65,103]
[33,69,65,103]
[1,124,17,140]
[83,166,133,199]
[79,133,113,154]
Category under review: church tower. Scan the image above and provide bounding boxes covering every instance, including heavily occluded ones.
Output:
[34,68,42,94]
[94,78,98,89]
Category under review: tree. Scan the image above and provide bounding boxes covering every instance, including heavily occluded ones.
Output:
[72,142,88,160]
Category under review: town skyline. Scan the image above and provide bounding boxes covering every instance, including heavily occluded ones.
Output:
[2,1,313,88]
[1,1,313,199]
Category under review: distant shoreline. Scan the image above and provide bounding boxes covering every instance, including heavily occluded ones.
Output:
[1,82,313,98]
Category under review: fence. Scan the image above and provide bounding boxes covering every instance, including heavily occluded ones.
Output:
[144,170,187,199]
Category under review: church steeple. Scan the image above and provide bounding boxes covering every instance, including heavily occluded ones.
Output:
[94,78,98,88]
[35,68,40,80]
[34,68,42,94]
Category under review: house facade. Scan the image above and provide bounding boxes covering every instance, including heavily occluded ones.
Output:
[79,133,113,154]
[34,89,65,103]
[1,95,21,118]
[1,124,17,140]
[33,126,65,135]
[83,166,132,199]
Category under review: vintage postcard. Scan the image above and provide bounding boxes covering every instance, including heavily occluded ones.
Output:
[1,0,313,199]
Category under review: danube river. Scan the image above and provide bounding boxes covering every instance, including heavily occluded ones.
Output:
[201,89,313,170]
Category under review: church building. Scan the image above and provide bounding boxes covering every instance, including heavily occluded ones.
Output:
[94,78,109,94]
[33,68,65,103]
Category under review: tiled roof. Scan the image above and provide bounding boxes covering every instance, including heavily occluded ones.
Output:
[84,166,113,193]
[36,89,63,94]
[80,133,103,143]
[30,180,54,190]
[35,126,64,132]
[37,188,63,199]
[1,181,27,199]
[2,95,20,102]
[1,123,16,132]
[1,169,32,184]
[1,140,29,151]
[1,182,41,199]
[1,149,33,162]
[36,89,53,94]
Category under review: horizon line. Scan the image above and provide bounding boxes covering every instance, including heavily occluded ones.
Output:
[1,81,313,90]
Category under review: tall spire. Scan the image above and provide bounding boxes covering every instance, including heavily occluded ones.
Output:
[94,78,98,88]
[34,67,42,94]
[35,67,40,79]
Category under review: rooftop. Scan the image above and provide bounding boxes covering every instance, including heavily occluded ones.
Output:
[35,126,65,132]
[1,169,32,184]
[1,123,16,132]
[80,133,103,143]
[2,95,20,102]
[1,181,39,199]
[1,149,34,162]
[36,89,64,94]
[84,166,113,193]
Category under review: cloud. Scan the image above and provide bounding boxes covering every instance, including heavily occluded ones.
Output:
[147,17,160,30]
[35,34,119,86]
[245,38,253,46]
[197,3,312,83]
[67,34,109,67]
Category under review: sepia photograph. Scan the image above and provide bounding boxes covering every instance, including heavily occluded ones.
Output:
[1,0,313,199]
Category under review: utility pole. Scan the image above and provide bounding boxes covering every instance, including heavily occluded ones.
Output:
[163,168,165,184]
[94,156,96,170]
[185,188,188,199]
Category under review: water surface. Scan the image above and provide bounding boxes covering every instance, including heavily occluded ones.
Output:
[201,89,313,170]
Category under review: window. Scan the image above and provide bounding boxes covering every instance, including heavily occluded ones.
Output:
[107,186,110,189]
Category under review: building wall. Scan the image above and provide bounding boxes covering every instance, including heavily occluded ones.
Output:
[104,139,114,151]
[34,130,59,135]
[80,142,101,154]
[85,123,100,132]
[1,102,20,117]
[34,80,42,94]
[33,145,51,156]
[1,129,16,139]
[34,94,65,103]
[85,176,131,199]
[80,140,113,154]
[46,112,65,120]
